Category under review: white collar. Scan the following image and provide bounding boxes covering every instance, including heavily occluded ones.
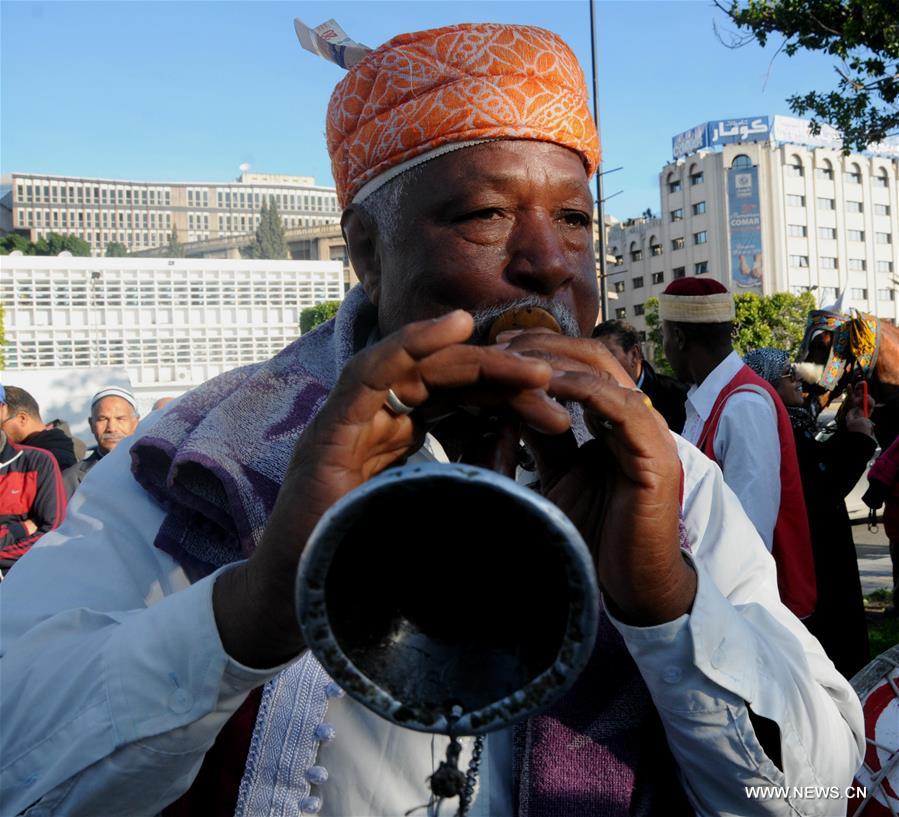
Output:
[686,350,743,422]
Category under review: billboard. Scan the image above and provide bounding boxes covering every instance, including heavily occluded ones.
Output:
[672,124,708,159]
[727,165,763,292]
[708,117,770,147]
[673,117,770,158]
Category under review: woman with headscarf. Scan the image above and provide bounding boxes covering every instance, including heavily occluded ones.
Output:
[744,347,876,678]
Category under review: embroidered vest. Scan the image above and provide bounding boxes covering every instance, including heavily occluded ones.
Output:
[697,365,816,619]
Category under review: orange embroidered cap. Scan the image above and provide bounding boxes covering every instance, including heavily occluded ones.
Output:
[326,23,600,208]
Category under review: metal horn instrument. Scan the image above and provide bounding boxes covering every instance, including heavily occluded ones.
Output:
[294,308,600,736]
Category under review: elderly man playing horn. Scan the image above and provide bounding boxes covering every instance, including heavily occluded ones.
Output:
[0,21,862,817]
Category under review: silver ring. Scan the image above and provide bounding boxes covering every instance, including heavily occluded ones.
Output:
[384,388,415,416]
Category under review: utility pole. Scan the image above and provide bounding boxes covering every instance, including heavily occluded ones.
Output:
[589,0,608,322]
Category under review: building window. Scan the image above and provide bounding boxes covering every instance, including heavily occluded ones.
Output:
[690,171,704,186]
[668,180,682,193]
[877,288,895,302]
[787,194,806,207]
[816,197,835,210]
[874,172,889,188]
[615,307,627,319]
[692,201,706,215]
[848,258,867,271]
[787,224,807,237]
[671,237,685,250]
[732,154,752,169]
[634,303,645,316]
[815,164,834,181]
[820,287,838,303]
[844,165,862,184]
[652,271,665,284]
[670,208,683,222]
[876,232,893,244]
[847,200,864,213]
[789,255,810,268]
[650,243,662,256]
[848,229,865,242]
[818,226,837,240]
[632,276,644,289]
[631,248,643,261]
[785,162,804,177]
[875,204,891,216]
[613,280,626,294]
[694,261,709,275]
[820,257,838,269]
[693,230,707,245]
[877,260,894,273]
[851,288,868,300]
[673,266,686,279]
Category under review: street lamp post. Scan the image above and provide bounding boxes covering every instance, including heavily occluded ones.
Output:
[589,0,608,322]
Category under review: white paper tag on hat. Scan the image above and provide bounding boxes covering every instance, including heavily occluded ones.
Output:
[293,18,371,69]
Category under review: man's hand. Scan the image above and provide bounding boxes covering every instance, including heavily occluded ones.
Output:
[496,331,696,626]
[214,310,571,668]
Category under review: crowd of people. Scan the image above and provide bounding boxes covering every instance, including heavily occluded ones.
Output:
[0,384,142,571]
[0,18,892,817]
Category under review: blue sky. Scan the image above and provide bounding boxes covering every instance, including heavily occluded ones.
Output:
[1,0,837,218]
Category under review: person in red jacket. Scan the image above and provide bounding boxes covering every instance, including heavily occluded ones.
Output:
[863,435,899,612]
[0,384,67,572]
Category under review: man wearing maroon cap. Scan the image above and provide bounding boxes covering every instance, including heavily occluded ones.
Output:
[660,278,816,619]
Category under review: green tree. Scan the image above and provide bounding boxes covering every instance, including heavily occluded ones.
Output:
[165,227,184,258]
[0,234,33,255]
[32,232,92,256]
[644,290,817,373]
[300,300,342,334]
[244,198,289,260]
[105,241,129,257]
[716,0,899,151]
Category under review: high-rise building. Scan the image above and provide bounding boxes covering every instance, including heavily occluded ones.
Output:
[606,116,899,339]
[6,172,341,256]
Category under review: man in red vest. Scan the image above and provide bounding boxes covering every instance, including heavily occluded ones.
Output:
[660,278,816,619]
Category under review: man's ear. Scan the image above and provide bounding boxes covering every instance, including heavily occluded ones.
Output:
[341,206,382,306]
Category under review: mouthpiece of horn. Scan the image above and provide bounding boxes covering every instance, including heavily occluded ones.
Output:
[487,307,561,344]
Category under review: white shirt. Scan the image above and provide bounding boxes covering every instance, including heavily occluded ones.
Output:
[0,411,862,817]
[682,350,782,551]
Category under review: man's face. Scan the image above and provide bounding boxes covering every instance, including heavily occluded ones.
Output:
[369,140,599,339]
[596,336,641,382]
[89,396,139,453]
[0,408,27,443]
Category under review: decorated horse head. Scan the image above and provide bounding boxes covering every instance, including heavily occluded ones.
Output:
[796,307,899,447]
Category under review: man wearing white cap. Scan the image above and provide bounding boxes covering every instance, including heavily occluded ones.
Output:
[63,387,140,495]
[659,277,816,620]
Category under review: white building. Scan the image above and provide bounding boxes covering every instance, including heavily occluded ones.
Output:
[607,116,899,340]
[5,171,342,256]
[1,255,343,407]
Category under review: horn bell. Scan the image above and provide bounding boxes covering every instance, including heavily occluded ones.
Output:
[295,462,600,735]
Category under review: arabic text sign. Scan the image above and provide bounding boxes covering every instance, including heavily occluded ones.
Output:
[709,117,770,147]
[728,165,763,292]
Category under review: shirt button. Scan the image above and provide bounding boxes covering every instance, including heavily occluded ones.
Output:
[305,765,329,786]
[314,723,336,742]
[325,681,345,699]
[662,666,682,684]
[300,795,322,813]
[168,688,193,714]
